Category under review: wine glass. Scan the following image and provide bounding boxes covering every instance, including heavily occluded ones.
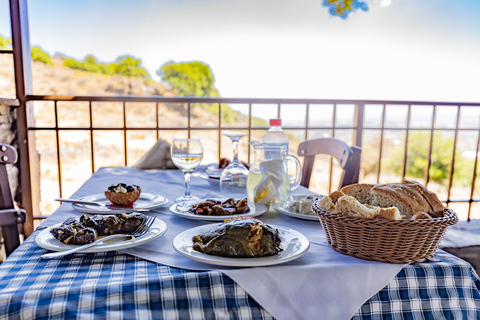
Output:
[171,138,203,202]
[219,131,249,196]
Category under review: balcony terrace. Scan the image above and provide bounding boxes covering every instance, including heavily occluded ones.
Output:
[0,0,479,260]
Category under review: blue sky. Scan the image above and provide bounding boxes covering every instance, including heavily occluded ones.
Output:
[1,0,479,102]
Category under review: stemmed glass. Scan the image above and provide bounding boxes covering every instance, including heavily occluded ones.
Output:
[171,138,203,202]
[219,131,249,195]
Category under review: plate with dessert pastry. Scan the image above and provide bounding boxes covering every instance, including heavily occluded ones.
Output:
[68,183,169,214]
[35,213,167,253]
[169,198,267,221]
[272,194,324,221]
[173,217,310,267]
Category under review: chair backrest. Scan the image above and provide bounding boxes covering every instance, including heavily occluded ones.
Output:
[297,138,362,190]
[0,143,26,257]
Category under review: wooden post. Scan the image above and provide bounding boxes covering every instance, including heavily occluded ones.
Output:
[353,103,364,147]
[10,0,39,237]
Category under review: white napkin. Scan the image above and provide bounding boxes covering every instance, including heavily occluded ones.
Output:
[133,138,176,170]
[254,160,289,205]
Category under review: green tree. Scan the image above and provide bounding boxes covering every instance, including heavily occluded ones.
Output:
[157,61,219,97]
[384,131,472,185]
[64,55,116,75]
[114,55,149,79]
[31,46,54,65]
[0,35,11,49]
[114,55,150,94]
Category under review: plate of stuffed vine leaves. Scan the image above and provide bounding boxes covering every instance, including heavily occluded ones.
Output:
[36,214,167,253]
[172,217,310,267]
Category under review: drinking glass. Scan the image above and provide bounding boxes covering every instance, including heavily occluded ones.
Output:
[219,131,249,195]
[171,138,203,202]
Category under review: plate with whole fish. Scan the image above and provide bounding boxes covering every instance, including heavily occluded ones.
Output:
[172,217,310,267]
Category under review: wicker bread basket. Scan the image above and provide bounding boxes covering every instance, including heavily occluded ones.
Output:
[312,201,458,263]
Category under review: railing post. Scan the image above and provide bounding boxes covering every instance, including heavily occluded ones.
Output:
[10,0,39,237]
[351,103,365,183]
[353,103,364,147]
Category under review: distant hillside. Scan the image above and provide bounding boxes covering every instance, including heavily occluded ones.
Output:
[0,55,253,216]
[0,55,172,97]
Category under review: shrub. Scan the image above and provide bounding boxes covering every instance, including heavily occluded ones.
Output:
[31,46,54,65]
[0,35,11,50]
[63,55,148,79]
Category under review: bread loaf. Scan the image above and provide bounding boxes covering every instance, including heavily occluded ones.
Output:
[382,183,431,213]
[341,179,444,219]
[339,184,375,204]
[371,185,423,219]
[400,178,444,217]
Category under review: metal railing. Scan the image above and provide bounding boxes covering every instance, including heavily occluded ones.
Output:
[25,95,480,221]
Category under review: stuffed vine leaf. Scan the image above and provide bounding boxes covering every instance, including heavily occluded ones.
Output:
[192,217,282,258]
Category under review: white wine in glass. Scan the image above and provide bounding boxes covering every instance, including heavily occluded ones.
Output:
[171,139,203,202]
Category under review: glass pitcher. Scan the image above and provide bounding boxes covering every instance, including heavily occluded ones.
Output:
[246,142,302,206]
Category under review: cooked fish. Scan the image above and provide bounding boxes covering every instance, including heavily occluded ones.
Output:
[192,217,282,258]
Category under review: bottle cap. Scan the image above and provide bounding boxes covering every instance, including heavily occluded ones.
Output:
[269,119,282,126]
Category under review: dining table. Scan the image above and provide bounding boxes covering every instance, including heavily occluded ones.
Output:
[0,166,479,320]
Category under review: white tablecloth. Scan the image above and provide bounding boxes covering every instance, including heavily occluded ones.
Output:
[40,166,406,320]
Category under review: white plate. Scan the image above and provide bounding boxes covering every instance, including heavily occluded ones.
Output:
[200,172,219,186]
[173,223,310,267]
[205,166,223,178]
[71,193,169,214]
[272,195,323,221]
[35,218,167,253]
[169,200,267,221]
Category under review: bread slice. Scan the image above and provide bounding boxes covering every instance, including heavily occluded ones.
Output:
[411,212,432,220]
[340,184,375,205]
[318,196,336,211]
[377,207,402,220]
[401,178,444,217]
[335,195,378,219]
[371,185,422,219]
[388,183,432,214]
[328,190,345,204]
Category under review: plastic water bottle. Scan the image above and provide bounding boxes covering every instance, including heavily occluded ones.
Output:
[262,119,289,154]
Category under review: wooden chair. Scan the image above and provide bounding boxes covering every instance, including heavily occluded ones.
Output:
[297,138,362,190]
[0,143,26,257]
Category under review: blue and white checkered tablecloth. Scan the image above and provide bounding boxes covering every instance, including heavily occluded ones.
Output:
[0,228,479,320]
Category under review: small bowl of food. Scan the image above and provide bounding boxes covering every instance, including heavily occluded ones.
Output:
[104,183,142,206]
